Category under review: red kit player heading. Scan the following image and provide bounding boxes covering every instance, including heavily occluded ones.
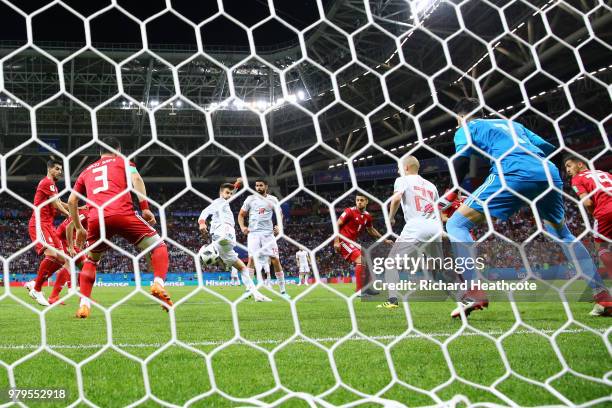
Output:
[333,194,391,295]
[565,156,612,279]
[67,137,171,318]
[25,159,70,307]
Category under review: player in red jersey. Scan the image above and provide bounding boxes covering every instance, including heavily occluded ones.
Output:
[48,208,89,305]
[333,194,391,295]
[25,159,70,307]
[68,137,171,318]
[565,156,612,284]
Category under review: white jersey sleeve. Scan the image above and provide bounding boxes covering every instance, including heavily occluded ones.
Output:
[241,195,253,213]
[393,177,406,194]
[198,204,213,223]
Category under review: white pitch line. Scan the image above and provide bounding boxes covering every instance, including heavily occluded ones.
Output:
[0,328,606,351]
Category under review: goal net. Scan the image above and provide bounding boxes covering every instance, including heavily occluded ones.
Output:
[0,0,610,406]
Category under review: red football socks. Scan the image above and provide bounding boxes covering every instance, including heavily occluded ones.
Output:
[50,267,70,298]
[79,260,98,298]
[598,248,612,279]
[151,242,169,281]
[34,256,63,292]
[355,263,363,292]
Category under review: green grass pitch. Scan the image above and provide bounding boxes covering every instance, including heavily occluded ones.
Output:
[0,283,610,407]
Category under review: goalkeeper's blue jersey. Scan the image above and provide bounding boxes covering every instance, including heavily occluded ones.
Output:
[453,119,561,182]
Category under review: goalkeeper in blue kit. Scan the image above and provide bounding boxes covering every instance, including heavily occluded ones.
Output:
[441,98,611,318]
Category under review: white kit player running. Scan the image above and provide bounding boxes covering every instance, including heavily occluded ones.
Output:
[199,181,270,302]
[238,179,291,299]
[295,249,310,286]
[379,155,444,309]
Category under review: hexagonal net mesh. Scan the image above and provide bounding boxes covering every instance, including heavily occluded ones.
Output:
[0,0,611,406]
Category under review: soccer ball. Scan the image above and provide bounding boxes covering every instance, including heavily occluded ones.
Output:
[199,244,219,266]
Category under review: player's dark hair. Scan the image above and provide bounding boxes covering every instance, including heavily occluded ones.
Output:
[220,183,235,191]
[563,154,586,165]
[355,193,368,200]
[100,137,121,155]
[453,97,484,118]
[255,179,268,185]
[46,158,62,169]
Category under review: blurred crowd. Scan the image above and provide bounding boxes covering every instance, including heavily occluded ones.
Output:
[0,175,597,279]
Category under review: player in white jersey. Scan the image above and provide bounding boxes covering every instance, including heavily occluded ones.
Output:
[238,179,290,299]
[378,156,445,309]
[230,266,240,286]
[199,181,270,302]
[390,156,442,242]
[295,249,310,285]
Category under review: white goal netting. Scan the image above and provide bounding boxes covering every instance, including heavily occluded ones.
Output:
[0,0,610,407]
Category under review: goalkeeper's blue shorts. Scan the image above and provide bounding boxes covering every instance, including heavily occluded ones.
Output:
[464,174,565,224]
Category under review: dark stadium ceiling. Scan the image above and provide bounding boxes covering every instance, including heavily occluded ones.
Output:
[0,0,610,185]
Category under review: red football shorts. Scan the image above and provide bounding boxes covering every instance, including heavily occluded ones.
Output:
[339,239,361,263]
[29,222,63,255]
[594,212,612,243]
[86,212,157,253]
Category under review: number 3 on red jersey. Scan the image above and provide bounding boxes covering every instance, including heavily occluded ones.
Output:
[92,165,108,194]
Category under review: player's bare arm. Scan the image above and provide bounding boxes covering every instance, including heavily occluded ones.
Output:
[273,208,283,236]
[66,220,77,255]
[131,171,156,226]
[53,198,70,217]
[199,220,209,239]
[238,209,249,235]
[366,225,393,244]
[334,217,345,252]
[388,192,402,226]
[67,192,85,248]
[578,192,594,215]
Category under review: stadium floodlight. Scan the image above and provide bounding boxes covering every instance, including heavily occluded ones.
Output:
[297,90,305,100]
[233,99,245,109]
[256,100,268,110]
[287,94,297,103]
[276,97,285,105]
[410,0,436,13]
[176,100,183,107]
[150,100,159,106]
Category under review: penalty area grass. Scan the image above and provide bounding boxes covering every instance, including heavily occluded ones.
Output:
[0,283,610,407]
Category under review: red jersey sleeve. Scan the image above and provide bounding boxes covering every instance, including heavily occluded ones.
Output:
[365,213,373,228]
[571,175,589,196]
[339,208,351,222]
[39,178,57,199]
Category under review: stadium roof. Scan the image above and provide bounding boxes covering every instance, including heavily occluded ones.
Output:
[0,0,609,185]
